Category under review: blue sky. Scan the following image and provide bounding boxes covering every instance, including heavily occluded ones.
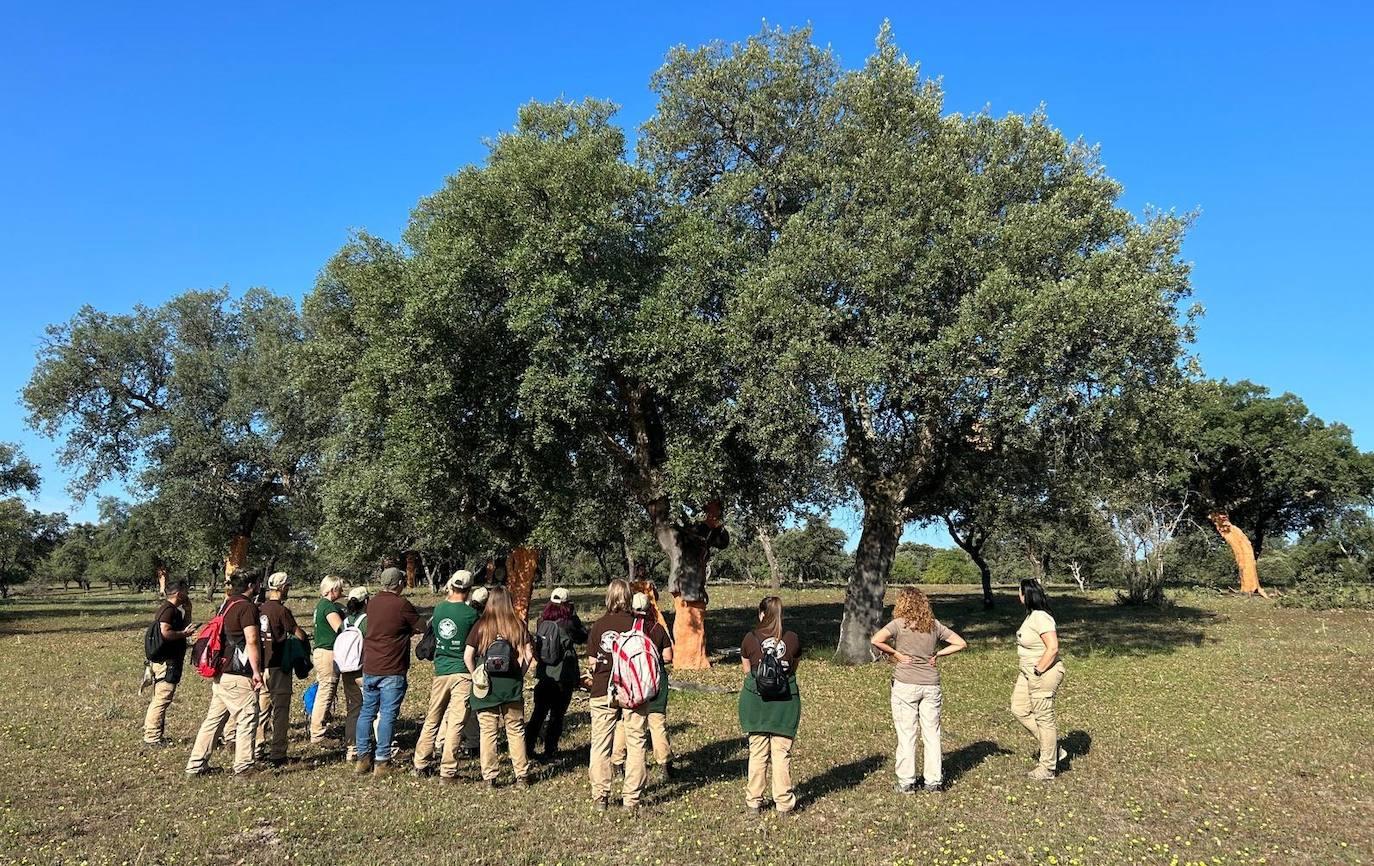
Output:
[1,2,1371,548]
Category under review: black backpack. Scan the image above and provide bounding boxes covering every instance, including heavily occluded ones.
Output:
[415,620,437,661]
[754,645,791,700]
[144,603,173,661]
[484,636,515,675]
[535,619,565,667]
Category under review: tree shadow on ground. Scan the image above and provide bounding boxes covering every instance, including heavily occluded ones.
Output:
[685,590,1219,660]
[943,739,1014,787]
[796,753,886,804]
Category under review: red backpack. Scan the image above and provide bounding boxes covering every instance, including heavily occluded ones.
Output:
[191,597,245,678]
[609,618,662,709]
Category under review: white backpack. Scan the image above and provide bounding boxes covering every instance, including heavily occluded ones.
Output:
[609,618,661,709]
[333,614,366,673]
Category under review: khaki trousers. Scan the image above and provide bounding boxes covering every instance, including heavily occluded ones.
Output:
[143,661,178,744]
[613,711,671,766]
[589,696,648,806]
[340,671,363,758]
[255,667,294,760]
[746,733,796,811]
[309,648,338,742]
[891,682,943,786]
[1011,661,1066,773]
[414,673,472,777]
[186,675,258,774]
[477,701,530,782]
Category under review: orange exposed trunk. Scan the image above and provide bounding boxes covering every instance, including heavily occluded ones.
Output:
[508,546,538,624]
[405,551,419,589]
[1210,513,1269,598]
[672,595,710,670]
[156,562,169,597]
[224,534,250,578]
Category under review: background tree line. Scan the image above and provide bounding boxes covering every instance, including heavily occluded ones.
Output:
[7,26,1374,655]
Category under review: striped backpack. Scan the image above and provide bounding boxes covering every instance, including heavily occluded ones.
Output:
[609,618,661,709]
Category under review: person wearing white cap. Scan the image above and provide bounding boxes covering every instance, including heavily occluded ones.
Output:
[526,587,588,760]
[341,586,370,761]
[254,572,309,765]
[613,591,675,778]
[413,570,478,783]
[458,584,491,755]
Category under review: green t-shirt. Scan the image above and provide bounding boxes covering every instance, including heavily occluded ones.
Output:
[431,600,478,676]
[346,611,367,636]
[314,598,344,649]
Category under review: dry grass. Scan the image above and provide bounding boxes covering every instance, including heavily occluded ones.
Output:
[1,585,1371,865]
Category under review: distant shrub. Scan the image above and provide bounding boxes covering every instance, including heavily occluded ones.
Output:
[921,549,979,585]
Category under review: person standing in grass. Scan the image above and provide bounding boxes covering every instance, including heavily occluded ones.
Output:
[526,586,588,762]
[586,579,671,813]
[354,567,422,776]
[143,580,197,747]
[254,572,309,766]
[413,570,478,783]
[612,591,675,778]
[463,585,534,788]
[185,568,263,777]
[1011,578,1067,781]
[870,587,967,793]
[738,595,801,816]
[308,575,347,745]
[340,585,369,761]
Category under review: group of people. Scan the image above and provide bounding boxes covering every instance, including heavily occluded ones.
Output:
[142,566,1068,812]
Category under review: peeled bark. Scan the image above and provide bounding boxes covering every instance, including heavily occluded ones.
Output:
[405,551,419,589]
[156,562,169,597]
[1210,513,1269,597]
[836,501,902,664]
[224,533,250,578]
[508,546,539,623]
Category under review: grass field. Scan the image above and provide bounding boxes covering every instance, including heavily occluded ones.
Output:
[1,584,1371,866]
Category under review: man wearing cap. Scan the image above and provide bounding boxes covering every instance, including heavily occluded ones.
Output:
[413,570,479,782]
[255,572,309,765]
[355,566,423,776]
[143,579,197,747]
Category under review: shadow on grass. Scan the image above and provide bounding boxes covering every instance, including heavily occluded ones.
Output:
[1059,729,1092,774]
[797,753,886,803]
[679,589,1220,660]
[944,739,1014,787]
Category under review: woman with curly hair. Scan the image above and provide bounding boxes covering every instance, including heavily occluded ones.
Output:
[870,587,967,793]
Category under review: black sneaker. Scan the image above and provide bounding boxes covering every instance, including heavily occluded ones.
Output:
[922,782,943,793]
[894,782,917,795]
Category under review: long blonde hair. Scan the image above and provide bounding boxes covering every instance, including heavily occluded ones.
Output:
[893,586,935,633]
[604,578,631,614]
[470,586,528,651]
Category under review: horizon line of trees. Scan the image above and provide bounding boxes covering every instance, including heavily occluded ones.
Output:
[5,25,1373,647]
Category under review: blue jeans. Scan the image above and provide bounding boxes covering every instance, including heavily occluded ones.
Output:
[356,674,408,761]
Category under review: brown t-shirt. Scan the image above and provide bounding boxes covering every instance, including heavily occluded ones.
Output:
[586,612,671,698]
[741,628,801,675]
[155,601,188,658]
[362,590,422,676]
[257,599,299,669]
[219,594,260,678]
[877,618,954,686]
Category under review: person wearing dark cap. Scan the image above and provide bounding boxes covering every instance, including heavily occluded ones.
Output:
[354,566,422,777]
[185,568,264,776]
[143,580,197,747]
[526,586,588,761]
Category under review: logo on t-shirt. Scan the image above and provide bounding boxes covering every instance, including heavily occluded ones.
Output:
[258,613,272,640]
[437,618,458,640]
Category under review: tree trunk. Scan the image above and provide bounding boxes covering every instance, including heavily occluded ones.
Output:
[646,496,708,669]
[224,533,250,578]
[156,561,169,597]
[758,523,782,590]
[836,500,902,664]
[593,545,613,583]
[508,546,539,623]
[1210,512,1268,597]
[624,537,637,582]
[973,553,993,609]
[404,551,419,589]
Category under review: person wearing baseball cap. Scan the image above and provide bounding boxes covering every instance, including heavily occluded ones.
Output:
[613,591,675,779]
[255,572,308,766]
[527,587,588,761]
[340,585,370,761]
[413,570,478,783]
[354,567,423,777]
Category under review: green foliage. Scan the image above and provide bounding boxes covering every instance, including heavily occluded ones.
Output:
[920,548,980,584]
[772,516,850,584]
[0,443,40,496]
[891,542,938,584]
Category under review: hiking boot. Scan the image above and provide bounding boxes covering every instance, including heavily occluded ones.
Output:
[776,807,800,817]
[894,782,917,795]
[143,738,173,749]
[264,757,288,769]
[373,761,395,779]
[439,775,460,787]
[1027,766,1056,782]
[623,803,640,816]
[485,778,498,790]
[354,755,374,775]
[593,797,609,813]
[514,777,531,790]
[923,782,943,793]
[411,765,435,778]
